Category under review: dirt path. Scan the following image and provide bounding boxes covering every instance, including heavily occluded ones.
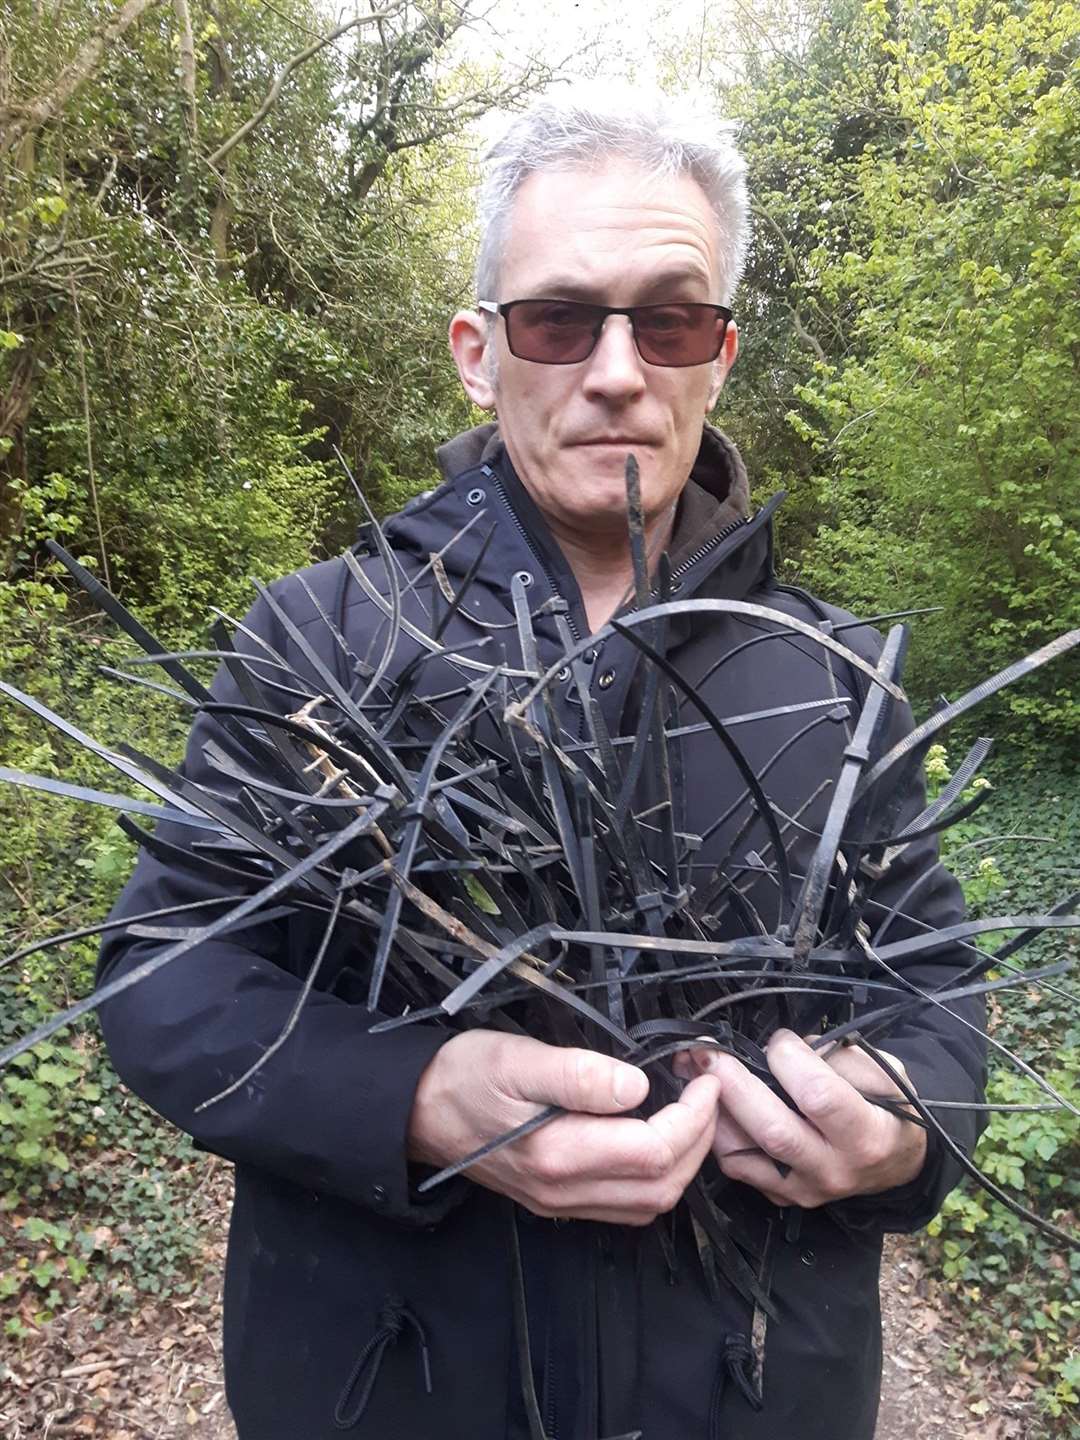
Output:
[876,1237,1040,1440]
[2,1173,1039,1439]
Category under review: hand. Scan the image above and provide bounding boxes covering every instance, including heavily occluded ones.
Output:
[677,1030,927,1208]
[407,1030,721,1225]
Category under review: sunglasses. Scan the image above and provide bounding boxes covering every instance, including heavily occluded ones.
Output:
[478,298,733,368]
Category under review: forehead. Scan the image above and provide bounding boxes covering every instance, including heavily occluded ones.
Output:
[499,161,722,302]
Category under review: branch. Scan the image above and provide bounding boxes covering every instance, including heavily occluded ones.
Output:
[92,153,119,207]
[1,0,162,155]
[0,342,35,443]
[786,303,826,363]
[69,279,112,591]
[751,200,829,363]
[172,0,198,138]
[349,56,556,201]
[0,252,111,292]
[206,0,407,169]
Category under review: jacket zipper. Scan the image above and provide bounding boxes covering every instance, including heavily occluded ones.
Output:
[486,462,762,629]
[661,489,785,600]
[668,515,747,586]
[624,512,750,615]
[543,1319,558,1440]
[483,465,582,645]
[477,478,767,1439]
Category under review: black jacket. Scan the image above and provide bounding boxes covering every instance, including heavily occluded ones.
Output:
[98,424,985,1440]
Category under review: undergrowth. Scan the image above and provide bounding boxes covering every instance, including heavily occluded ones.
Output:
[920,749,1080,1432]
[0,594,207,1342]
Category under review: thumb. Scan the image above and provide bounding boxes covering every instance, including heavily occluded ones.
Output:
[646,1073,722,1162]
[875,1049,911,1086]
[505,1040,650,1115]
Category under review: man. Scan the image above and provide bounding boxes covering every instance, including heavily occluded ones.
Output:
[99,91,984,1439]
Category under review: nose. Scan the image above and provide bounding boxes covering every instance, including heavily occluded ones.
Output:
[581,314,648,402]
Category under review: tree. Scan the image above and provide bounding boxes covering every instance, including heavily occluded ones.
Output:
[789,0,1080,740]
[691,0,1079,741]
[0,0,557,624]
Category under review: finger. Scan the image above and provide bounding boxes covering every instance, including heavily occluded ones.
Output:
[672,1050,696,1082]
[524,1080,722,1222]
[765,1029,876,1147]
[826,1044,912,1099]
[702,1049,831,1174]
[687,1044,727,1076]
[516,1182,687,1227]
[714,1148,801,1208]
[807,1030,909,1080]
[501,1038,650,1116]
[645,1073,722,1167]
[513,1111,673,1184]
[710,1102,756,1159]
[499,1078,717,1195]
[514,1167,697,1222]
[668,1084,727,1194]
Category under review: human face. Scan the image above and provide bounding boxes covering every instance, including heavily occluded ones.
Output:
[453,161,738,540]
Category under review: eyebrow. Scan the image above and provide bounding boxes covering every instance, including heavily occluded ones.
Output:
[515,268,714,302]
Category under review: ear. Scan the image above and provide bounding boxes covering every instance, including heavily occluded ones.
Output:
[707,321,739,411]
[449,310,496,411]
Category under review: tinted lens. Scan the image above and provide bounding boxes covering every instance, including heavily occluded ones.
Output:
[500,300,731,366]
[632,304,728,366]
[504,300,603,363]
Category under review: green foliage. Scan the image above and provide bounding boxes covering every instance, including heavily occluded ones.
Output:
[0,0,546,605]
[717,0,1080,745]
[0,0,556,1359]
[916,752,1080,1427]
[0,1028,204,1327]
[925,1056,1080,1421]
[0,1040,97,1174]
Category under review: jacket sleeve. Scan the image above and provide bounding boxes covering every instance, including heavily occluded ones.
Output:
[826,674,988,1236]
[96,583,465,1227]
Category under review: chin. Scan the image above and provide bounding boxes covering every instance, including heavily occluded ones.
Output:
[559,467,639,520]
[571,447,650,489]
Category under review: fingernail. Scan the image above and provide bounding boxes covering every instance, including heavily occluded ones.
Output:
[692,1036,717,1067]
[612,1065,636,1107]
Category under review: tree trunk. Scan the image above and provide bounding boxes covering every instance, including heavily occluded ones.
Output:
[1,0,163,155]
[172,0,198,138]
[0,342,35,565]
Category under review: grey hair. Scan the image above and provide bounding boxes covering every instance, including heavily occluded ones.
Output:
[474,86,751,307]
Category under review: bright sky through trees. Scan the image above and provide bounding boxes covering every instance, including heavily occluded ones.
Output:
[448,0,740,92]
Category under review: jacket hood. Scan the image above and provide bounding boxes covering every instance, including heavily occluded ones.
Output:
[434,422,750,550]
[375,419,765,637]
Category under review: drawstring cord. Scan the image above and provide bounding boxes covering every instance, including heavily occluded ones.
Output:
[723,1333,764,1410]
[709,1212,777,1434]
[709,1333,764,1438]
[333,1295,432,1430]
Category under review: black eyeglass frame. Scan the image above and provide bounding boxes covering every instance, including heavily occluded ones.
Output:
[477,298,734,368]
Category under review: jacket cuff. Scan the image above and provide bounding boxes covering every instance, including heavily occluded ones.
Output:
[826,1047,978,1236]
[355,1021,471,1226]
[826,1127,951,1237]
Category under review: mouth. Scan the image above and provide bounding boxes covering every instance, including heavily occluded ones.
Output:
[574,438,653,448]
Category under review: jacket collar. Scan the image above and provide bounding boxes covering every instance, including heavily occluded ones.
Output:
[380,422,770,633]
[434,422,751,572]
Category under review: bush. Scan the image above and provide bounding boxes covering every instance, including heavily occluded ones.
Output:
[919,750,1080,1428]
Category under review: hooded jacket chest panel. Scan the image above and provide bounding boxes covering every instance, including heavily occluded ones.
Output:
[275,502,870,979]
[318,480,815,926]
[272,473,900,1440]
[95,429,981,1440]
[353,466,623,747]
